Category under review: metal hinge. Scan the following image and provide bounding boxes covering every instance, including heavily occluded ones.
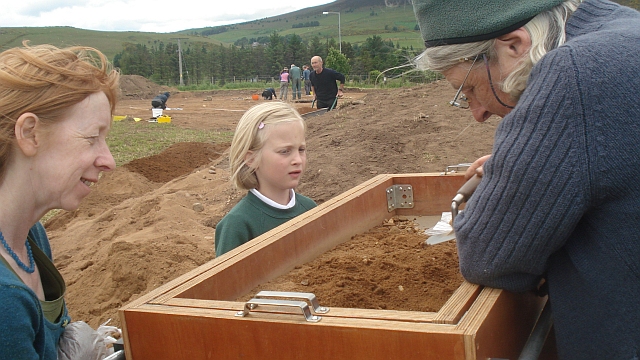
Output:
[386,185,414,212]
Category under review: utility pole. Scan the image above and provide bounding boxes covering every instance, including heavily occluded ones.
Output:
[322,11,341,53]
[172,38,189,86]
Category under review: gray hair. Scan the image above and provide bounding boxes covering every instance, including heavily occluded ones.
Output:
[414,0,581,100]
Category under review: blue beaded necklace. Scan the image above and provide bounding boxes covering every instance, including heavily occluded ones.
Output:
[0,231,35,273]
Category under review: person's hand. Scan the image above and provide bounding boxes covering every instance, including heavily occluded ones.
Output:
[465,155,491,180]
[57,321,114,360]
[337,89,344,98]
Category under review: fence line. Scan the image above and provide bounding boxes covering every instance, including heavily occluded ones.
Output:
[187,72,444,87]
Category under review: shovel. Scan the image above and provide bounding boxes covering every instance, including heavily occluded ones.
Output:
[426,175,482,245]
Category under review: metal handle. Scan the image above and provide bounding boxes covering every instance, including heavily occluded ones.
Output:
[104,350,126,360]
[444,163,472,175]
[235,298,322,322]
[451,174,481,222]
[255,291,329,314]
[518,300,553,360]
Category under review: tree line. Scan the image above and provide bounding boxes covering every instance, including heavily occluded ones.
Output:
[112,32,429,87]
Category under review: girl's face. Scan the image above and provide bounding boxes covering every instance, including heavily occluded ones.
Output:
[250,120,307,203]
[33,91,116,211]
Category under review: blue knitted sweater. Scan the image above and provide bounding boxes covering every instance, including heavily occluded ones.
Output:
[0,222,70,359]
[454,0,640,358]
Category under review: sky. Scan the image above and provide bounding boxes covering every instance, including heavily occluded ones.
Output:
[1,0,336,33]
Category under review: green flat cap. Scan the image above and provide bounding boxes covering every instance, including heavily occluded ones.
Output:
[413,0,565,48]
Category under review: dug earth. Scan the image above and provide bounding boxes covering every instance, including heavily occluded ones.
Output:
[45,75,497,328]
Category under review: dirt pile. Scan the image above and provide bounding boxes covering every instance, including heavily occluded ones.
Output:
[118,74,174,99]
[47,142,233,327]
[240,217,463,312]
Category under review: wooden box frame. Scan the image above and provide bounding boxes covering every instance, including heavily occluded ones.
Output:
[120,173,547,359]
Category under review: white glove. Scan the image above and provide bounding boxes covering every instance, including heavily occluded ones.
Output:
[58,320,120,360]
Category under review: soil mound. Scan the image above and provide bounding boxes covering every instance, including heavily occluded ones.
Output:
[123,142,228,183]
[119,74,175,99]
[45,142,234,327]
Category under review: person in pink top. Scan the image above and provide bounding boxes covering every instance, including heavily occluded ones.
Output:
[279,67,290,101]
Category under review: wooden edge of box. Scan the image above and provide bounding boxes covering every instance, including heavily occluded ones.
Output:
[162,297,440,323]
[121,302,469,359]
[433,281,482,324]
[458,287,547,360]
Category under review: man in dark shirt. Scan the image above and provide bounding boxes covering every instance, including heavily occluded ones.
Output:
[309,56,345,110]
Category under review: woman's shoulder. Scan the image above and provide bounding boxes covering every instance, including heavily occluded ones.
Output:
[0,265,38,305]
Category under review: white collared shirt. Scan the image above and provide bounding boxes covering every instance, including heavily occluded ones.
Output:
[250,188,296,209]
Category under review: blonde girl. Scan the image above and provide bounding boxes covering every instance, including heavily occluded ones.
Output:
[215,102,316,256]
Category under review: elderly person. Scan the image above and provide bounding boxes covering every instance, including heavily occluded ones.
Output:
[309,56,345,111]
[0,42,119,359]
[413,0,640,358]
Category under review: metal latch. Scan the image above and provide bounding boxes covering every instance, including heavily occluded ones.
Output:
[386,185,414,212]
[254,291,329,314]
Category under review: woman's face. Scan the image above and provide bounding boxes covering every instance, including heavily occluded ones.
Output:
[443,59,516,122]
[34,91,115,211]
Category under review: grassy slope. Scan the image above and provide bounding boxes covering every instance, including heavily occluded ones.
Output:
[0,1,421,60]
[0,27,222,59]
[1,0,637,61]
[202,3,422,48]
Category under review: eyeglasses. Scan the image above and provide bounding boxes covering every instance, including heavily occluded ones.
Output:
[450,53,515,110]
[482,53,514,109]
[450,54,480,108]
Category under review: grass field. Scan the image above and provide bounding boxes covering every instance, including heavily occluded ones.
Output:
[207,4,422,49]
[107,121,233,166]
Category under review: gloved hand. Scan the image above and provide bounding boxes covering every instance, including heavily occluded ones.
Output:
[57,321,120,360]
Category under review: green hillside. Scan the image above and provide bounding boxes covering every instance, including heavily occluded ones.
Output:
[0,0,421,60]
[0,26,223,59]
[1,0,637,62]
[185,1,422,49]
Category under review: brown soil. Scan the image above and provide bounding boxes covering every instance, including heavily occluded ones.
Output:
[45,75,498,328]
[239,216,463,312]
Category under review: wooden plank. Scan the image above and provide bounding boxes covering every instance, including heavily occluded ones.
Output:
[391,173,467,216]
[457,287,546,360]
[163,297,439,323]
[433,281,482,324]
[123,304,468,360]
